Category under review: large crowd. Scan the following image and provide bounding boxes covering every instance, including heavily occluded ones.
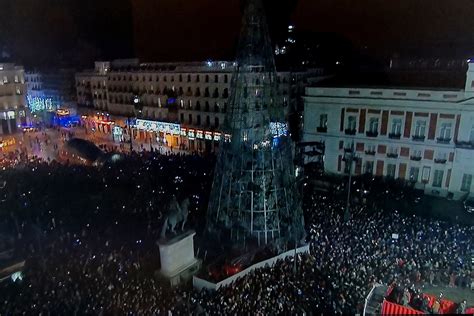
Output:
[0,136,473,315]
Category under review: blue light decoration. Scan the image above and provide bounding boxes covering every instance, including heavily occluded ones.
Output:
[269,122,288,137]
[167,98,176,105]
[54,115,80,127]
[27,95,55,113]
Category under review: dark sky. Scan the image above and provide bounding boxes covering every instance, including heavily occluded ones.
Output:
[2,0,474,67]
[133,0,474,62]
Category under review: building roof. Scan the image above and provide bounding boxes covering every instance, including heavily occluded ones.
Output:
[314,70,466,91]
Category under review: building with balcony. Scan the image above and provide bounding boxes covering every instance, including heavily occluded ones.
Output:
[0,63,28,134]
[25,68,76,114]
[76,59,323,152]
[303,61,474,199]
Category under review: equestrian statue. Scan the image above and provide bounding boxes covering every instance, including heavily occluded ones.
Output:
[160,196,190,239]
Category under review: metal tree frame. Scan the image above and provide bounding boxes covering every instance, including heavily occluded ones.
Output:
[206,0,305,249]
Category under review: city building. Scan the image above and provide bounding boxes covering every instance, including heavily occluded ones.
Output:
[0,63,27,134]
[25,68,76,113]
[76,59,323,152]
[303,62,474,200]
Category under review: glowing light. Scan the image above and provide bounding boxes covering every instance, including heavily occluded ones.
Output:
[27,95,56,113]
[136,119,180,135]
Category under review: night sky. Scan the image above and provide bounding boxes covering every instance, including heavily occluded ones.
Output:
[2,0,474,67]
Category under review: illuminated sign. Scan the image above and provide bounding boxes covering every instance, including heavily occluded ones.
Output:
[196,130,204,139]
[224,134,231,142]
[205,131,213,140]
[188,129,195,139]
[136,119,181,135]
[180,128,187,136]
[56,109,70,116]
[113,126,123,136]
[213,132,221,141]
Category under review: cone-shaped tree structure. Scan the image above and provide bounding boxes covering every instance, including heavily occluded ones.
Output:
[206,0,305,249]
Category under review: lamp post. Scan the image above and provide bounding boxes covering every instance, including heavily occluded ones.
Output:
[127,116,133,152]
[343,143,359,222]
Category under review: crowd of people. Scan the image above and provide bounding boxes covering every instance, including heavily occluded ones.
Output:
[0,135,473,315]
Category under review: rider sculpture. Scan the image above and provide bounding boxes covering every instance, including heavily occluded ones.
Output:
[160,196,190,239]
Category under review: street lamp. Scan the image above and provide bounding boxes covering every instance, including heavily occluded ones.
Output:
[343,143,359,222]
[128,94,143,153]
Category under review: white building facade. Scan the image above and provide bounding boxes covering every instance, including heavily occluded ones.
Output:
[304,62,474,200]
[0,63,28,134]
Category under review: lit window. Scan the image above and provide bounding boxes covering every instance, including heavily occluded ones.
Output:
[319,114,327,129]
[3,76,8,83]
[391,118,402,135]
[439,123,452,140]
[432,170,444,187]
[461,174,472,192]
[409,167,419,182]
[414,120,426,137]
[364,161,373,174]
[369,117,379,133]
[386,164,396,178]
[347,116,356,130]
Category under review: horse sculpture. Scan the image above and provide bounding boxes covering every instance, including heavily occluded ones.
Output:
[160,196,190,239]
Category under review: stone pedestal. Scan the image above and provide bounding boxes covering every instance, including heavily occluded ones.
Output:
[158,230,200,286]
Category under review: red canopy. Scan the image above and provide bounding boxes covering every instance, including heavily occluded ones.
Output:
[381,300,424,315]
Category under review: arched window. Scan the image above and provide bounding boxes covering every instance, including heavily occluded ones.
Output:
[206,115,210,127]
[224,75,228,83]
[215,75,219,83]
[204,87,210,97]
[187,75,191,82]
[215,117,219,128]
[205,101,210,112]
[223,88,229,98]
[196,101,201,111]
[205,75,209,83]
[213,88,219,98]
[195,87,201,97]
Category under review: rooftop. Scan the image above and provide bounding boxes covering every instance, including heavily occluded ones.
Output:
[313,70,466,91]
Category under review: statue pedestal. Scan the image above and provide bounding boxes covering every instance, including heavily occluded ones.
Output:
[158,230,200,286]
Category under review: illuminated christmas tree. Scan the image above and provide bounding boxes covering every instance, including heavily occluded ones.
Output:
[206,0,305,249]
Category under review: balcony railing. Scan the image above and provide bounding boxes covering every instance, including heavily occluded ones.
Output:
[366,130,378,137]
[344,128,356,135]
[436,137,451,144]
[388,133,401,139]
[317,126,327,133]
[364,150,376,155]
[387,153,399,158]
[434,158,447,164]
[412,135,425,142]
[410,156,422,161]
[343,147,353,153]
